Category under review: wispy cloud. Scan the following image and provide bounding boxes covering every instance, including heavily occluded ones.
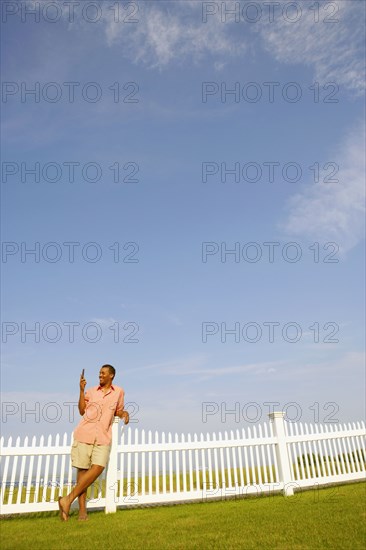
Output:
[166,360,283,379]
[102,0,366,96]
[25,0,365,94]
[281,123,365,254]
[124,353,209,375]
[125,354,284,380]
[90,317,119,329]
[278,350,365,380]
[104,1,246,69]
[256,0,365,96]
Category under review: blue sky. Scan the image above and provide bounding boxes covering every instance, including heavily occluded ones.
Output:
[1,0,365,439]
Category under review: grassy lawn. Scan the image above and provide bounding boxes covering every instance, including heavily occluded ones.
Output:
[1,482,365,550]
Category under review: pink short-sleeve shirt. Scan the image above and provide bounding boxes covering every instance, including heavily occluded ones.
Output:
[73,385,124,445]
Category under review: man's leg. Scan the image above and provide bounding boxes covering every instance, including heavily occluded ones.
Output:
[59,464,104,519]
[77,468,89,520]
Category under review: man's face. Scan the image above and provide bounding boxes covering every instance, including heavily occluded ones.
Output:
[99,367,113,386]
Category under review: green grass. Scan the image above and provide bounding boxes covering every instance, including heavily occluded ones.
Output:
[1,482,365,549]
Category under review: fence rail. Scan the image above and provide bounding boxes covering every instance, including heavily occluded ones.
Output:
[1,412,365,515]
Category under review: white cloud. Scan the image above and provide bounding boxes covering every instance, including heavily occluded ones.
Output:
[25,0,365,94]
[279,350,365,379]
[104,2,246,69]
[165,360,283,379]
[256,0,365,96]
[125,354,283,380]
[281,123,365,253]
[90,317,119,329]
[124,353,209,375]
[102,1,365,96]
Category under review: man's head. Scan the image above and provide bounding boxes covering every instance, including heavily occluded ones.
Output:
[99,364,115,387]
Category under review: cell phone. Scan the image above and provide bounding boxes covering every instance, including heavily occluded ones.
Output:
[81,369,85,378]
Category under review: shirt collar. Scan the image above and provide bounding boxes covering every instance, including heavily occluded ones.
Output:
[97,385,115,392]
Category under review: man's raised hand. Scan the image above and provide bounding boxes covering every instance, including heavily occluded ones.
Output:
[80,370,86,392]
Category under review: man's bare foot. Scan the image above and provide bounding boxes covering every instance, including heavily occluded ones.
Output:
[78,514,89,521]
[58,497,69,522]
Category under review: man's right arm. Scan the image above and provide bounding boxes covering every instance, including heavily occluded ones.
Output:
[78,373,87,415]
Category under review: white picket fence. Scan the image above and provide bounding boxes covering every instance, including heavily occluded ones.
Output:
[0,412,365,515]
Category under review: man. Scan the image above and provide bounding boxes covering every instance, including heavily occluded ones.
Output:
[58,364,129,521]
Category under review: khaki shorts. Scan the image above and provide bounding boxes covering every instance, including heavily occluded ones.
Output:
[71,440,111,469]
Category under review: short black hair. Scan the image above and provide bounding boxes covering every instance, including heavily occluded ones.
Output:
[102,364,115,379]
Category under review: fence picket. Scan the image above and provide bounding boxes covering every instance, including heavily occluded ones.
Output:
[264,424,273,483]
[258,425,267,484]
[50,434,59,502]
[1,437,12,505]
[41,435,52,501]
[218,432,225,488]
[34,436,44,503]
[270,422,280,483]
[187,433,193,492]
[311,424,322,477]
[224,431,232,488]
[16,437,28,505]
[243,428,250,485]
[126,428,132,497]
[330,424,342,474]
[8,437,20,504]
[335,424,346,474]
[319,424,330,477]
[304,424,316,478]
[230,430,238,489]
[207,433,213,491]
[175,433,180,493]
[200,433,206,492]
[134,428,139,499]
[236,429,244,487]
[25,436,36,504]
[155,431,160,495]
[294,423,305,480]
[248,427,255,484]
[327,423,337,475]
[182,434,187,493]
[253,426,262,485]
[162,431,167,494]
[347,423,359,473]
[289,423,299,481]
[181,434,187,493]
[148,430,152,495]
[168,432,173,493]
[140,429,145,496]
[120,428,125,498]
[348,423,359,472]
[340,424,351,474]
[194,433,200,491]
[212,432,219,490]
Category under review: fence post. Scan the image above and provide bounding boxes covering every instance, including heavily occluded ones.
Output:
[105,417,119,513]
[268,411,294,496]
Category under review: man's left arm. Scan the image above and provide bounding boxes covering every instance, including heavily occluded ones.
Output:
[115,389,129,424]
